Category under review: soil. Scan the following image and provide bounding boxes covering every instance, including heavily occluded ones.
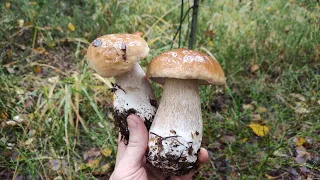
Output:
[113,108,154,145]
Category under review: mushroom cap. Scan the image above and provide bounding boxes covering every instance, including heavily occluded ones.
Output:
[86,34,149,77]
[146,48,225,85]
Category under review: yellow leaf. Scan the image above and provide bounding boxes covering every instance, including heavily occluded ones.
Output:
[266,7,271,12]
[248,123,269,137]
[258,107,267,113]
[101,147,112,157]
[56,26,63,32]
[68,22,75,31]
[208,41,214,47]
[6,2,10,9]
[265,174,275,179]
[79,163,87,170]
[87,159,100,169]
[1,109,8,119]
[28,2,37,5]
[295,137,305,147]
[17,19,24,27]
[101,163,111,172]
[240,138,248,142]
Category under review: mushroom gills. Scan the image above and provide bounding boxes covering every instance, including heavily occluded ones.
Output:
[113,63,158,144]
[147,78,202,175]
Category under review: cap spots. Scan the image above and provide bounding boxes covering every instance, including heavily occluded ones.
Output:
[92,39,102,47]
[183,55,205,63]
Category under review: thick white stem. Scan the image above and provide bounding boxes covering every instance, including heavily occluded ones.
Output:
[147,78,202,175]
[113,63,157,143]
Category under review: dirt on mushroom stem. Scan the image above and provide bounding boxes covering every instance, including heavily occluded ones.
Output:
[112,63,157,144]
[147,78,202,175]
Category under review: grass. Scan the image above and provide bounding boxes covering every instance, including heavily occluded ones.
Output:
[1,0,320,179]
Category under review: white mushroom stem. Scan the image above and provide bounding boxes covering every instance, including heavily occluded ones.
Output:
[147,78,202,175]
[113,63,157,143]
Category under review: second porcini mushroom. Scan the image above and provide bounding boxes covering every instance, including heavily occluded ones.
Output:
[86,34,157,144]
[146,49,225,175]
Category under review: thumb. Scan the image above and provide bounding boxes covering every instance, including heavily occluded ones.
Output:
[120,115,148,167]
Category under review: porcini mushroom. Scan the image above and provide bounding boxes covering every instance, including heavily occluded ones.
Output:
[146,48,225,175]
[86,34,157,144]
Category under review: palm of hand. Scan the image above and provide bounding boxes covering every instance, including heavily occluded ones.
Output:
[110,115,208,180]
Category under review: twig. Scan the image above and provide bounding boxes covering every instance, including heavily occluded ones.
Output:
[188,0,199,49]
[170,6,193,49]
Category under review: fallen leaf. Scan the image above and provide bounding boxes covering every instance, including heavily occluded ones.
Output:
[295,137,305,147]
[83,148,101,161]
[208,41,214,47]
[251,64,259,73]
[242,104,254,110]
[290,93,306,101]
[87,159,100,169]
[32,47,48,55]
[265,174,275,179]
[50,159,61,171]
[294,102,310,114]
[68,22,75,31]
[4,120,18,126]
[257,107,267,113]
[101,147,112,157]
[240,138,248,142]
[220,135,236,143]
[17,19,24,27]
[56,26,63,32]
[5,66,15,74]
[248,123,269,137]
[24,138,34,146]
[101,163,111,172]
[48,76,60,84]
[1,109,8,120]
[295,146,311,164]
[33,65,42,74]
[6,2,10,9]
[28,1,37,5]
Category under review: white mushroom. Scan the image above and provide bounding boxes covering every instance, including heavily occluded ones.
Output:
[86,34,157,144]
[146,48,225,175]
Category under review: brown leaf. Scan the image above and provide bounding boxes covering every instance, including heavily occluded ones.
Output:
[220,135,236,143]
[251,64,259,73]
[50,159,61,171]
[83,148,101,161]
[290,93,306,101]
[295,147,311,164]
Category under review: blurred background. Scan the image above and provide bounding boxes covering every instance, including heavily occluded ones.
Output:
[0,0,319,179]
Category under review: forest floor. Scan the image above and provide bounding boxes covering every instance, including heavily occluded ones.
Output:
[1,0,319,179]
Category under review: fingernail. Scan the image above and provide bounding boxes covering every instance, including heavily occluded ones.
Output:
[127,115,138,130]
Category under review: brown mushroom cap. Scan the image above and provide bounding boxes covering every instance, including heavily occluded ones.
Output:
[86,34,149,77]
[146,48,225,85]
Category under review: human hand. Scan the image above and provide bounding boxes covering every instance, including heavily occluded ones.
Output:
[110,115,209,180]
